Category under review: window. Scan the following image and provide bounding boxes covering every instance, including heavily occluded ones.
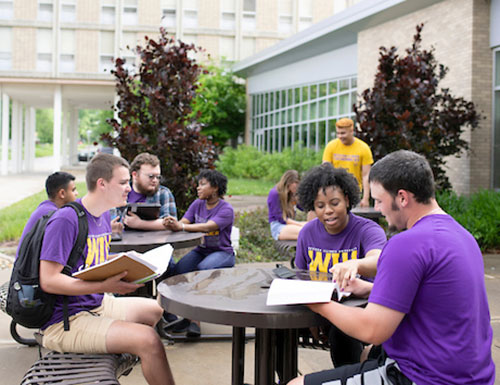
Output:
[250,76,357,152]
[121,32,137,72]
[183,0,198,28]
[219,36,235,62]
[298,0,312,31]
[161,0,176,28]
[278,0,293,34]
[493,49,500,189]
[0,0,13,20]
[221,0,235,30]
[37,28,52,71]
[242,0,256,31]
[38,0,53,22]
[122,0,138,25]
[59,29,75,72]
[99,31,114,73]
[60,0,76,23]
[241,37,255,59]
[0,27,11,70]
[101,0,115,24]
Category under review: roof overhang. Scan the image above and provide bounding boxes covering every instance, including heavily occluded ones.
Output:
[233,0,444,78]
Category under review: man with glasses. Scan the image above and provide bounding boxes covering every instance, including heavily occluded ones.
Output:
[124,152,177,230]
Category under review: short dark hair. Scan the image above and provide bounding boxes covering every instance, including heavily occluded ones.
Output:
[86,153,130,192]
[45,172,75,199]
[369,150,435,204]
[130,153,160,174]
[298,163,360,212]
[198,169,227,197]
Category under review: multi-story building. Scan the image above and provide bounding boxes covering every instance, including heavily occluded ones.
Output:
[0,0,358,174]
[234,0,500,194]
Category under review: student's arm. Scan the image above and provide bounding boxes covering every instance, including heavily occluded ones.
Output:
[331,249,381,289]
[360,164,371,207]
[308,299,404,345]
[123,212,166,230]
[285,218,305,227]
[40,260,143,296]
[163,216,219,233]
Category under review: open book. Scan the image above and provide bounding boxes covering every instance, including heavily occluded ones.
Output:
[73,244,173,284]
[266,278,351,306]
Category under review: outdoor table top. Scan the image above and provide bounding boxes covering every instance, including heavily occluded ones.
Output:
[351,206,382,219]
[109,229,204,253]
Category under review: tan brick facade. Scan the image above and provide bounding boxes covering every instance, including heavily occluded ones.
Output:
[257,0,278,31]
[198,0,220,29]
[138,0,161,26]
[313,0,334,24]
[12,28,36,71]
[76,30,99,73]
[76,0,99,24]
[357,0,491,194]
[14,0,37,20]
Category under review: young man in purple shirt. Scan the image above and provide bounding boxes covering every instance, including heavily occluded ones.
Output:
[288,150,495,385]
[39,153,175,385]
[123,152,177,230]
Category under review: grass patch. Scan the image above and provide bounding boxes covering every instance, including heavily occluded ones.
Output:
[227,178,274,196]
[0,181,87,243]
[35,143,54,158]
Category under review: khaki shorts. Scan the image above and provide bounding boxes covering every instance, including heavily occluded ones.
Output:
[42,295,128,354]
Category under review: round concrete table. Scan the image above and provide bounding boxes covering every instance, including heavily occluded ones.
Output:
[157,266,366,385]
[109,229,204,253]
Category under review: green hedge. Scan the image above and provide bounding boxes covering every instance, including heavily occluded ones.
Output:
[217,144,323,182]
[436,189,500,251]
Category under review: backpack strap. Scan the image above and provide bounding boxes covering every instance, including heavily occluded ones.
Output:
[60,201,89,331]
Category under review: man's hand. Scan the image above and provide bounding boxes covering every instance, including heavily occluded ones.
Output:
[163,216,182,231]
[101,271,143,295]
[123,211,143,229]
[331,259,360,290]
[111,216,124,233]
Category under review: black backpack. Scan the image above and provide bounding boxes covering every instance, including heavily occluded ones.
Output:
[7,201,88,331]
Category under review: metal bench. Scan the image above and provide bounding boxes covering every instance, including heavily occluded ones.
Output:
[21,351,138,385]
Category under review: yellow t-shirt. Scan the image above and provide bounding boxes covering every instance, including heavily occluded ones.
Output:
[322,137,373,190]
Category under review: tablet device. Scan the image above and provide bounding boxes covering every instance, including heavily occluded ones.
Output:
[127,203,161,220]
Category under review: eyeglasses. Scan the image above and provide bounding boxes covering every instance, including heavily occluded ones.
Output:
[142,173,162,181]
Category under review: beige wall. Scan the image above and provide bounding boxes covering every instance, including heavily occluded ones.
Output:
[257,0,278,31]
[12,27,36,71]
[77,0,99,23]
[138,0,161,26]
[357,0,491,194]
[198,0,220,29]
[256,37,279,53]
[197,34,218,62]
[14,0,37,20]
[76,30,99,73]
[313,0,334,24]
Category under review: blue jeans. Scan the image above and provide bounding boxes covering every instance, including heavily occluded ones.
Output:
[170,249,235,276]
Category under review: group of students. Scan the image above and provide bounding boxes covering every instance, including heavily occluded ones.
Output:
[17,152,238,385]
[267,152,495,384]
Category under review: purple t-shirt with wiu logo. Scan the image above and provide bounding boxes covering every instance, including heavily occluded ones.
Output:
[183,199,234,256]
[40,198,112,329]
[295,214,386,273]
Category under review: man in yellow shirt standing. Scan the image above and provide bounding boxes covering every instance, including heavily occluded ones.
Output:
[322,118,373,207]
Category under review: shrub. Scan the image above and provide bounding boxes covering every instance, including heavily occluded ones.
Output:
[436,190,500,251]
[217,144,323,182]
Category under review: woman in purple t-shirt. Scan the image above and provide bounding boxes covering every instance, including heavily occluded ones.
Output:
[296,163,386,368]
[267,170,306,240]
[163,169,235,336]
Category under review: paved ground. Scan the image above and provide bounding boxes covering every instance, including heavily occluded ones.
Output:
[0,169,498,384]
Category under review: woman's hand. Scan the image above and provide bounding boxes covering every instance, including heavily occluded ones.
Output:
[331,259,360,290]
[163,216,182,231]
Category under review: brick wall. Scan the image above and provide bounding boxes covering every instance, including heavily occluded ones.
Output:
[257,0,278,31]
[77,0,99,23]
[12,27,36,71]
[198,0,220,29]
[14,0,36,20]
[138,0,161,26]
[357,0,491,194]
[313,0,334,24]
[76,30,98,73]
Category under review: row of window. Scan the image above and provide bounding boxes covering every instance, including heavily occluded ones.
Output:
[251,77,357,152]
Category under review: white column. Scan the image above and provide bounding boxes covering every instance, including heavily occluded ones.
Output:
[23,105,30,171]
[69,107,79,165]
[28,107,36,171]
[11,100,20,173]
[62,104,69,166]
[1,93,9,175]
[53,85,62,171]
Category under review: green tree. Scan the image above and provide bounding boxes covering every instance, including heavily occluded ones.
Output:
[36,109,53,143]
[190,65,246,147]
[79,109,114,143]
[354,24,480,190]
[103,28,218,215]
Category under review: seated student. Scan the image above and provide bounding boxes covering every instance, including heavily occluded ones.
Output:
[39,153,175,385]
[288,150,495,385]
[123,152,177,230]
[163,169,235,337]
[296,163,386,368]
[267,170,306,241]
[18,171,78,246]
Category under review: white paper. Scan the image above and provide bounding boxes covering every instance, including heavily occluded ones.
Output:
[266,278,352,306]
[139,243,173,274]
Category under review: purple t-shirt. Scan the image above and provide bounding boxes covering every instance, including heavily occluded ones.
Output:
[127,188,146,204]
[40,198,112,329]
[295,214,386,272]
[16,200,58,260]
[369,214,495,385]
[184,199,234,256]
[267,187,287,224]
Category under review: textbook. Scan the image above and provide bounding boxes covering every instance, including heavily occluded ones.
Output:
[266,278,351,306]
[73,243,173,284]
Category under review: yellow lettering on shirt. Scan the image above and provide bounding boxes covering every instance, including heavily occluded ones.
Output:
[307,248,359,272]
[84,234,111,268]
[309,250,332,273]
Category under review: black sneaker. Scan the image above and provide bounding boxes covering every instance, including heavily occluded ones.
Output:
[171,318,191,333]
[186,322,201,338]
